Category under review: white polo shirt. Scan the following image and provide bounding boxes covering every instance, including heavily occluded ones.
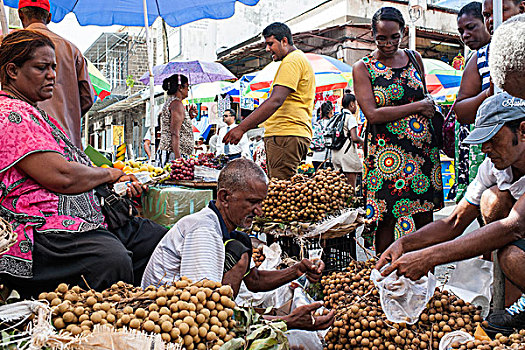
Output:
[141,206,225,288]
[465,158,525,205]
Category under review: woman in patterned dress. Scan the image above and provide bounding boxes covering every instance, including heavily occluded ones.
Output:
[353,7,444,253]
[156,74,197,167]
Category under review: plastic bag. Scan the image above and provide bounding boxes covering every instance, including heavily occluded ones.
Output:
[235,243,292,308]
[443,258,493,317]
[439,330,474,350]
[371,267,436,324]
[194,165,220,181]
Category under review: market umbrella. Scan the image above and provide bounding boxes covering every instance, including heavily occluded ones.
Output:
[186,81,235,104]
[431,86,459,105]
[422,58,463,93]
[4,0,260,27]
[4,0,260,158]
[86,58,111,100]
[138,60,237,86]
[423,58,459,74]
[249,53,352,94]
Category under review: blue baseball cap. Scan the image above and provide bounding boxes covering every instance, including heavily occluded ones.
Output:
[463,93,525,144]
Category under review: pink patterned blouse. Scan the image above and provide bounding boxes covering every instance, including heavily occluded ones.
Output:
[0,94,106,278]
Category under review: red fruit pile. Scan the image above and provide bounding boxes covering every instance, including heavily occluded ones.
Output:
[170,158,195,180]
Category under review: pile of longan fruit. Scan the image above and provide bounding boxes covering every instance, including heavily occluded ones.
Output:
[252,247,265,267]
[451,330,525,349]
[39,278,236,349]
[322,259,487,350]
[261,169,354,223]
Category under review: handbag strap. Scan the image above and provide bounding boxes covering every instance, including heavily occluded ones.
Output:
[94,184,120,205]
[405,49,429,95]
[445,100,456,124]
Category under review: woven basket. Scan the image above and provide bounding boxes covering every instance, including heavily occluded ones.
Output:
[0,217,17,255]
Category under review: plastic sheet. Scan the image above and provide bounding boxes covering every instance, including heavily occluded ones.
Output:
[194,165,220,182]
[443,258,493,317]
[371,268,436,324]
[141,185,213,228]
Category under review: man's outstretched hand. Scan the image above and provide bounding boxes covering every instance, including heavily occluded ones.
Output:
[380,250,435,281]
[296,259,324,283]
[223,126,245,145]
[375,239,404,273]
[284,302,335,331]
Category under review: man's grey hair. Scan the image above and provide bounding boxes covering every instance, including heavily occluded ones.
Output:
[218,158,268,192]
[490,14,525,99]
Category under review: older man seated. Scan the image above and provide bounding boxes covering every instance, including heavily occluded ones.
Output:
[376,92,525,335]
[142,158,334,330]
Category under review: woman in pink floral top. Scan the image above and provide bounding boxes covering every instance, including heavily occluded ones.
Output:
[0,30,166,297]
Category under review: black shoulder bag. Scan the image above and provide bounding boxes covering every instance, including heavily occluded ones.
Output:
[405,49,445,150]
[94,184,138,231]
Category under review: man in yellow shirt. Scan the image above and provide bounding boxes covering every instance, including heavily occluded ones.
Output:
[223,22,315,179]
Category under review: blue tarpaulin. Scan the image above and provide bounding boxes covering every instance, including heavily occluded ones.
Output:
[4,0,260,27]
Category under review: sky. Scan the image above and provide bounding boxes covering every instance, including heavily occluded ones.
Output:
[48,13,120,53]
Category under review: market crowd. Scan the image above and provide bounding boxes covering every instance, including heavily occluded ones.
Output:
[0,0,524,340]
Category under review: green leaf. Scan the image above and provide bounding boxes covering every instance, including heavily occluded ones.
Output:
[269,321,288,332]
[248,337,278,350]
[220,338,246,350]
[246,324,270,340]
[264,306,273,315]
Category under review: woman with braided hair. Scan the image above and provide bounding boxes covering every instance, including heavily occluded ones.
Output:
[156,73,198,167]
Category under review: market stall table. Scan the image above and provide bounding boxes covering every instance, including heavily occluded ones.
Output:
[164,179,218,197]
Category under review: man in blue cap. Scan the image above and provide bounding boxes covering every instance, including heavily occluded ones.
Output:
[376,92,525,335]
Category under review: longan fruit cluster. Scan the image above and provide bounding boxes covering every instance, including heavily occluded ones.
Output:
[39,278,236,349]
[322,259,487,350]
[261,169,354,223]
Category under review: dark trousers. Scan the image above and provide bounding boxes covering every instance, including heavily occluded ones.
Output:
[1,217,167,298]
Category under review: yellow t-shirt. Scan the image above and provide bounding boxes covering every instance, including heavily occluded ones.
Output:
[262,50,315,139]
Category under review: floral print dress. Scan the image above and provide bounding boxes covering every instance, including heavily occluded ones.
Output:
[361,53,444,245]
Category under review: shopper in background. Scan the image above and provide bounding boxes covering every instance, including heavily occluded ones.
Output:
[455,0,524,124]
[18,0,94,149]
[156,74,198,167]
[311,101,332,170]
[453,1,493,201]
[223,22,315,180]
[216,109,251,160]
[208,132,219,154]
[143,127,152,159]
[331,93,364,190]
[352,7,443,253]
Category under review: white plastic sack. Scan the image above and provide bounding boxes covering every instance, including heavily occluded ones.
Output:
[306,208,364,238]
[235,243,292,308]
[287,330,323,350]
[287,288,324,350]
[443,258,493,317]
[439,330,474,350]
[371,268,436,324]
